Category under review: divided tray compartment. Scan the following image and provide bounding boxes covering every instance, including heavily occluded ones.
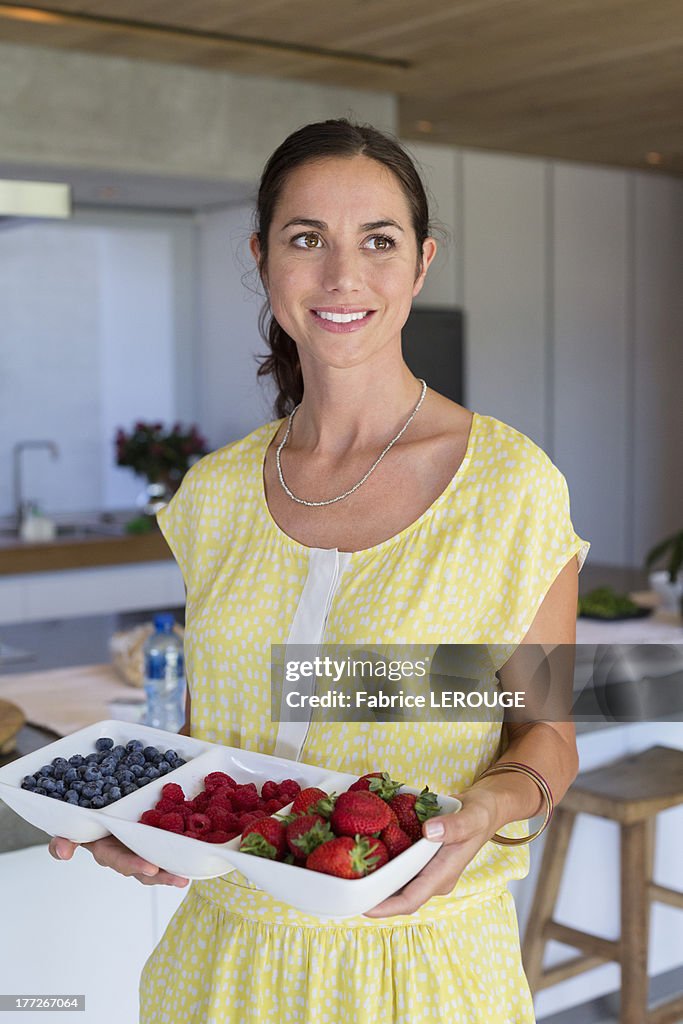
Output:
[223,767,462,920]
[102,744,336,880]
[0,720,213,844]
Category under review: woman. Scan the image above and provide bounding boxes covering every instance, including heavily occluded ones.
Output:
[50,119,588,1022]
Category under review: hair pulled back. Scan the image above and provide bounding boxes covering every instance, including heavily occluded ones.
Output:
[254,118,432,418]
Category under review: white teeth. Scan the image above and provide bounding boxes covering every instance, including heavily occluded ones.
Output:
[315,310,369,323]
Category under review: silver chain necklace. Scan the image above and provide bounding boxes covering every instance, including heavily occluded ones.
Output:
[275,379,428,507]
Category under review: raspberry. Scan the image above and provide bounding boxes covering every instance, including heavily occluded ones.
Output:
[161,783,185,804]
[206,807,232,831]
[139,809,162,827]
[154,798,180,815]
[278,779,301,800]
[262,798,282,814]
[158,812,184,833]
[187,812,212,834]
[191,791,212,812]
[261,780,279,800]
[232,784,259,811]
[204,771,236,792]
[184,830,200,839]
[204,830,231,844]
[209,790,234,812]
[238,811,262,829]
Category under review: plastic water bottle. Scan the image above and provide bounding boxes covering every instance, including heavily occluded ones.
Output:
[143,613,185,732]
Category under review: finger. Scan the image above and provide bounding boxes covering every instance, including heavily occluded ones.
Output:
[423,798,491,845]
[364,843,470,918]
[49,837,79,861]
[82,836,166,879]
[132,871,190,888]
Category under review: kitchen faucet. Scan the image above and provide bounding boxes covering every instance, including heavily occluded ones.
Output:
[13,440,60,529]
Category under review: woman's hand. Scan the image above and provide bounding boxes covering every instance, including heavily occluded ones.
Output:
[362,786,498,918]
[48,836,190,888]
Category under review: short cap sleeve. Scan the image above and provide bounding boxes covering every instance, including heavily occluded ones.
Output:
[156,462,200,597]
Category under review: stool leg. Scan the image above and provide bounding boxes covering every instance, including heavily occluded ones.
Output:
[522,807,576,993]
[620,821,650,1024]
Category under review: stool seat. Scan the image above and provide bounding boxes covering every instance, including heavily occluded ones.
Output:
[561,745,683,824]
[522,745,683,1024]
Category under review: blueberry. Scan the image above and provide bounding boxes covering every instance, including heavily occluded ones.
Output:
[122,783,137,796]
[143,746,160,762]
[39,764,55,777]
[157,760,171,773]
[65,790,79,803]
[90,795,105,809]
[108,786,122,801]
[116,769,135,784]
[71,781,84,794]
[83,767,100,783]
[137,775,151,786]
[34,787,47,796]
[164,749,178,761]
[175,758,186,768]
[40,777,57,792]
[144,765,161,779]
[54,781,66,794]
[64,767,78,783]
[47,790,63,799]
[99,758,116,774]
[111,745,126,760]
[78,797,92,808]
[126,739,144,752]
[84,752,99,764]
[127,752,145,766]
[82,784,98,799]
[95,737,114,752]
[68,754,84,767]
[22,775,36,789]
[53,757,69,768]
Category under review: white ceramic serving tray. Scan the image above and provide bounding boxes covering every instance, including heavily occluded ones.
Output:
[0,721,461,919]
[0,721,212,843]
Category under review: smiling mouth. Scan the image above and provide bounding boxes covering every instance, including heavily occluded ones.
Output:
[310,309,376,332]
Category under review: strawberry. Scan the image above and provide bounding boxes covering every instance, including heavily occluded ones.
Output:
[204,771,236,792]
[347,771,402,801]
[285,814,334,857]
[380,822,413,859]
[290,787,337,819]
[388,787,441,843]
[306,835,388,878]
[240,818,287,859]
[330,790,392,837]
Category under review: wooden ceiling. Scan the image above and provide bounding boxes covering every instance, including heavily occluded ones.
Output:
[1,0,682,176]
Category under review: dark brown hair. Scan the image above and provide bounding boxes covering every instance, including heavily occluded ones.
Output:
[254,118,433,418]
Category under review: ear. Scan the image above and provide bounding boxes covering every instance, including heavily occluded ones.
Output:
[250,233,268,287]
[412,237,438,298]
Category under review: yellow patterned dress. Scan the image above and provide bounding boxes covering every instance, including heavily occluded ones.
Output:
[140,412,589,1024]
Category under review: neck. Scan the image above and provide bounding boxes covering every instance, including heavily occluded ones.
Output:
[289,361,423,457]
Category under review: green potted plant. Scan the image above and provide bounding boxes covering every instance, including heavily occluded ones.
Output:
[115,420,208,514]
[645,529,683,614]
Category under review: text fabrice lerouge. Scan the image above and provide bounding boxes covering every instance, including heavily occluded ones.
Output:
[284,689,525,710]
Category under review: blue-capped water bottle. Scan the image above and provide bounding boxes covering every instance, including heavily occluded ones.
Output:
[143,613,185,732]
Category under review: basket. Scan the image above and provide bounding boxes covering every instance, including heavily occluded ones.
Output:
[110,623,185,688]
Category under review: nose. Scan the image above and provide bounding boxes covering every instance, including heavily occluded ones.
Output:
[321,246,362,294]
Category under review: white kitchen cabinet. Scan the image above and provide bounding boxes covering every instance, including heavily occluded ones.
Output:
[0,562,185,625]
[0,839,189,1024]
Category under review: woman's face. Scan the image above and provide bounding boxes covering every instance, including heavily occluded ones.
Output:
[251,155,436,374]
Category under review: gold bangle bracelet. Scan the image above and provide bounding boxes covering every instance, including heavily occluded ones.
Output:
[477,763,554,846]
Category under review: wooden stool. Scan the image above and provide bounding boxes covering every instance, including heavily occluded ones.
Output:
[522,746,683,1024]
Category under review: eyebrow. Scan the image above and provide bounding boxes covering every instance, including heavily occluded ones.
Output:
[280,218,404,232]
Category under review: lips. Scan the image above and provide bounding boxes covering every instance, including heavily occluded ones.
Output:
[310,308,376,333]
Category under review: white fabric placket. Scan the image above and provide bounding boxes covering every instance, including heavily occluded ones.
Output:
[273,547,352,761]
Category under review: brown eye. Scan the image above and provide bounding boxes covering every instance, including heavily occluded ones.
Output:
[363,235,395,251]
[304,233,320,248]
